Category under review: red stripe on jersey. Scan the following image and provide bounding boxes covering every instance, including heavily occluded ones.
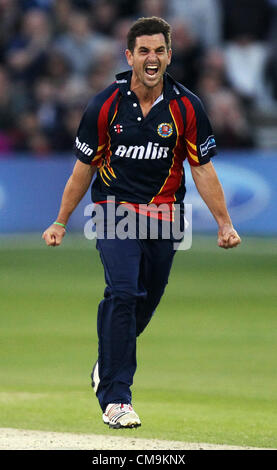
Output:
[91,88,120,167]
[180,96,200,166]
[150,99,185,207]
[110,95,121,126]
[105,94,121,178]
[97,88,119,146]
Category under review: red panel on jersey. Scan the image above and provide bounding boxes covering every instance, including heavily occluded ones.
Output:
[150,99,185,207]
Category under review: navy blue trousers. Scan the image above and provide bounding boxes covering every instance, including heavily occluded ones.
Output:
[93,237,175,412]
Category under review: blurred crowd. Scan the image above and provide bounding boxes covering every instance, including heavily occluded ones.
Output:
[0,0,277,157]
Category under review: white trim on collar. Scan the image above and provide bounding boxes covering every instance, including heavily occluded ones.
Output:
[152,93,164,108]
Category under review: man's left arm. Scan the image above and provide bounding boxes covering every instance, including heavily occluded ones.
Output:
[190,161,241,249]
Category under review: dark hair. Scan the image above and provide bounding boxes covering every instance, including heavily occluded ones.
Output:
[127,17,171,52]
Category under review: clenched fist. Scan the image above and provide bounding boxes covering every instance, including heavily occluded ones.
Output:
[42,223,66,247]
[218,224,241,249]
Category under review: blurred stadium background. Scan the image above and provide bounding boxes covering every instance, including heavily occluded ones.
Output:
[1,0,277,448]
[0,0,277,235]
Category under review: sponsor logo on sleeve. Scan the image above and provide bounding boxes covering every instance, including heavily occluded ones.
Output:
[75,137,93,156]
[200,135,216,157]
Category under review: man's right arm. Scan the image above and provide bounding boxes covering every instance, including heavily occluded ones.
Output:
[42,160,97,247]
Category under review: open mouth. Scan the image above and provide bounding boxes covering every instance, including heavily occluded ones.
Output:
[145,65,159,77]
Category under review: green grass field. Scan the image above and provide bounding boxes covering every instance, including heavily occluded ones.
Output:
[0,234,277,448]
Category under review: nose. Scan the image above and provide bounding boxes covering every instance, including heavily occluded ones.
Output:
[147,50,158,62]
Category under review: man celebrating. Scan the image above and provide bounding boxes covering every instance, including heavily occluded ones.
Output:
[42,17,241,429]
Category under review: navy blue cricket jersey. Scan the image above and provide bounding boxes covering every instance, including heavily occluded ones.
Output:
[74,70,217,218]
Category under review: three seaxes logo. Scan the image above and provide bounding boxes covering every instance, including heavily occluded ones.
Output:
[157,122,173,138]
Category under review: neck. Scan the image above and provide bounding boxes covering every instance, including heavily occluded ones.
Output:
[130,73,163,104]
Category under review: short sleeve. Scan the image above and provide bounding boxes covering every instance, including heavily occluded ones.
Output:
[74,96,107,166]
[180,94,217,166]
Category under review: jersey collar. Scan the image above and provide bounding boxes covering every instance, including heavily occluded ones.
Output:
[115,70,187,100]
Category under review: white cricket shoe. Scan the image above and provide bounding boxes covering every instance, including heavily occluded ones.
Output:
[103,403,141,429]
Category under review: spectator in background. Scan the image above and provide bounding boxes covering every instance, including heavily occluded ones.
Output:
[87,52,117,95]
[204,88,254,149]
[0,66,16,153]
[50,103,85,152]
[5,8,52,84]
[0,64,32,152]
[197,50,254,149]
[112,17,133,73]
[90,0,119,37]
[0,0,21,63]
[53,9,112,76]
[224,37,269,108]
[0,67,16,134]
[221,0,274,108]
[169,0,222,47]
[57,74,89,106]
[51,0,74,36]
[265,0,277,102]
[32,77,61,133]
[87,65,110,95]
[221,0,272,42]
[0,0,274,156]
[201,47,229,85]
[43,49,72,91]
[53,44,117,107]
[13,110,51,155]
[167,19,203,92]
[136,0,169,21]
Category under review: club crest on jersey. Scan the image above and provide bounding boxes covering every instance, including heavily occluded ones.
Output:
[157,122,173,138]
[114,124,123,134]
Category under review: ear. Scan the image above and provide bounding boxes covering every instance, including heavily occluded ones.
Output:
[167,48,172,66]
[125,49,133,67]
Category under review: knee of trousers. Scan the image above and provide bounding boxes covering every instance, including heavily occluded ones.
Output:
[104,286,147,303]
[112,289,146,304]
